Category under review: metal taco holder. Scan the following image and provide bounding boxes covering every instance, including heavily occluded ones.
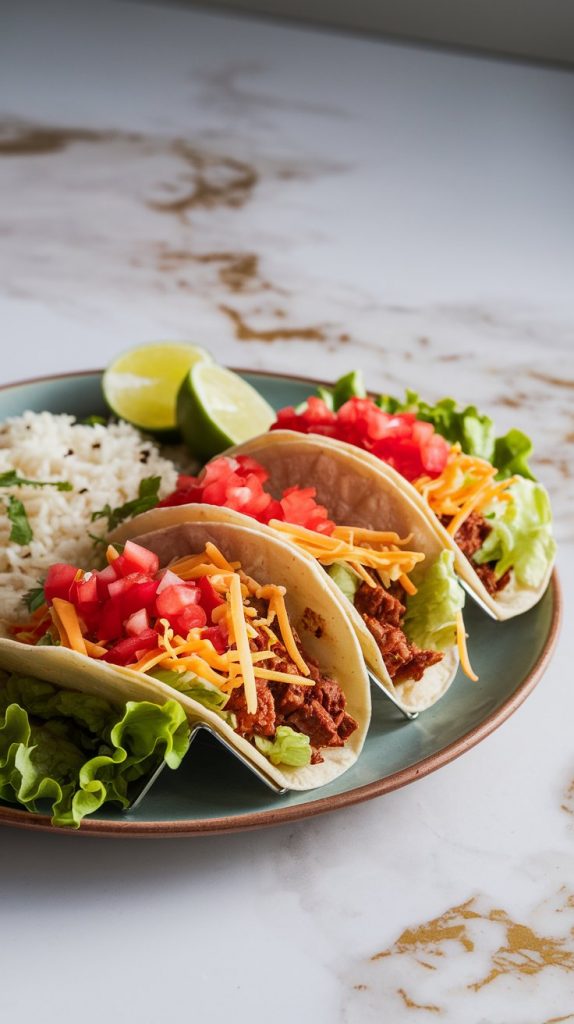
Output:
[128,720,287,811]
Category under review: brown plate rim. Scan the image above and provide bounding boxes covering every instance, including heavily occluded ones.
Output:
[0,368,563,838]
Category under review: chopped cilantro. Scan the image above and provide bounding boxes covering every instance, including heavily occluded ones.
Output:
[6,496,33,545]
[0,470,72,492]
[81,415,107,426]
[90,476,161,533]
[23,580,46,612]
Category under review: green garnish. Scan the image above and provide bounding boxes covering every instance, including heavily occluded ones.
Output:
[0,472,73,546]
[81,415,107,426]
[254,726,311,767]
[5,497,33,545]
[23,580,46,613]
[0,470,72,491]
[90,476,161,533]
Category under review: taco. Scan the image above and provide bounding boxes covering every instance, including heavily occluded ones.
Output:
[109,441,470,713]
[268,373,556,621]
[2,519,370,790]
[0,665,190,828]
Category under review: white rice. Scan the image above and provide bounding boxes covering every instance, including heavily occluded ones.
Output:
[0,411,180,620]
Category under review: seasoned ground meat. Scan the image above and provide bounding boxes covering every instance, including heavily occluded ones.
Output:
[274,682,307,716]
[353,583,405,627]
[287,700,344,748]
[227,631,358,759]
[441,511,511,597]
[354,581,443,683]
[227,681,276,738]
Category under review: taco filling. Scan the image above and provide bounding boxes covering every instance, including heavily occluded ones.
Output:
[270,378,555,600]
[156,456,474,682]
[9,539,359,767]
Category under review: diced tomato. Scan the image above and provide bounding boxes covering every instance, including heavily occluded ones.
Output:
[201,624,229,654]
[107,553,133,577]
[94,564,118,600]
[172,604,208,635]
[197,575,225,619]
[44,563,79,605]
[121,580,159,618]
[271,396,450,481]
[124,608,150,636]
[279,486,335,535]
[121,540,160,577]
[97,598,125,643]
[421,433,450,475]
[101,629,158,666]
[156,568,184,594]
[155,585,201,620]
[107,572,147,600]
[70,573,98,607]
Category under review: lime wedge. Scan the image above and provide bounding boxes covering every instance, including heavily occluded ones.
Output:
[177,363,275,459]
[102,343,212,432]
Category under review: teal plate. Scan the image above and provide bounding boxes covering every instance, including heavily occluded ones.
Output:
[0,370,561,837]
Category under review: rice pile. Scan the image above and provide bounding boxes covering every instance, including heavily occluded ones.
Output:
[0,411,180,620]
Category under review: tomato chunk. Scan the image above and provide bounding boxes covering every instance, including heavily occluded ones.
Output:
[121,540,160,577]
[172,604,208,635]
[197,576,225,619]
[155,585,201,620]
[101,629,159,666]
[44,563,79,605]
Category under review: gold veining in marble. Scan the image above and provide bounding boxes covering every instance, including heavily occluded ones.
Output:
[529,371,574,390]
[397,988,441,1013]
[560,778,574,815]
[371,893,574,995]
[219,305,326,343]
[148,144,258,216]
[469,911,574,990]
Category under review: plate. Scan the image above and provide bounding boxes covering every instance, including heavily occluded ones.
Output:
[0,370,561,837]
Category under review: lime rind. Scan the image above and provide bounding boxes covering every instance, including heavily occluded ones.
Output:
[177,363,275,459]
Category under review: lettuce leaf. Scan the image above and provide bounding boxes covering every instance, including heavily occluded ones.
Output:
[403,551,465,651]
[254,726,311,767]
[149,668,229,711]
[473,479,556,588]
[0,673,190,828]
[327,562,360,603]
[492,429,535,480]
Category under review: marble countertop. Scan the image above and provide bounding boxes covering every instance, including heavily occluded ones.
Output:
[1,2,573,1021]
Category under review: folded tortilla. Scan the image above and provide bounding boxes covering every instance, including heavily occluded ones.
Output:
[111,441,463,713]
[264,431,554,621]
[0,519,370,791]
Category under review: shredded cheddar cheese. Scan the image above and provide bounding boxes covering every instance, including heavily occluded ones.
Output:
[268,589,310,677]
[455,610,478,682]
[51,598,87,656]
[229,572,257,714]
[414,445,517,535]
[268,518,424,591]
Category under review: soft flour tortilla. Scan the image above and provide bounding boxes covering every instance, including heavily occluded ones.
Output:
[111,443,461,713]
[0,520,370,791]
[264,431,554,621]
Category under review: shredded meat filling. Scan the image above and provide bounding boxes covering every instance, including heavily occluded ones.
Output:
[442,511,511,596]
[226,633,358,763]
[354,581,443,683]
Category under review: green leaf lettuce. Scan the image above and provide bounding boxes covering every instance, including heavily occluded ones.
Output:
[0,674,190,828]
[404,551,465,651]
[255,726,311,767]
[473,478,556,588]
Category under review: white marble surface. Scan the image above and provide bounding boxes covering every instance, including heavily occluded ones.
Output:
[1,2,573,1021]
